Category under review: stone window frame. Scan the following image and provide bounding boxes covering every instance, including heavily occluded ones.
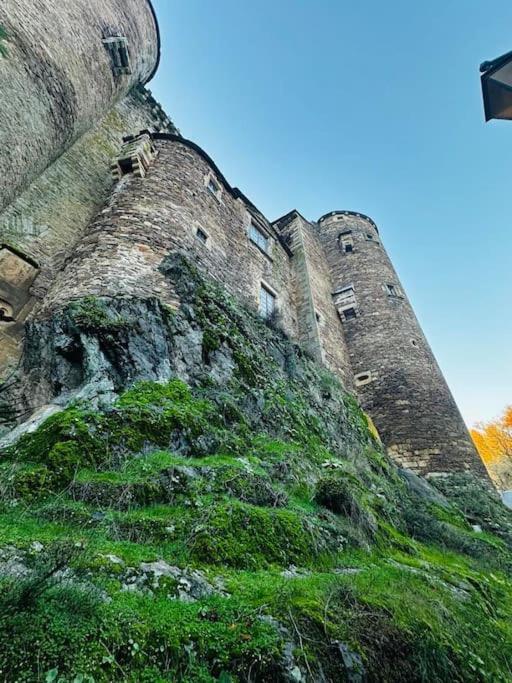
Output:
[364,231,380,244]
[338,230,354,254]
[0,299,14,323]
[384,282,404,299]
[354,371,374,387]
[247,216,273,259]
[333,284,357,310]
[195,225,210,246]
[338,304,359,322]
[102,36,132,75]
[204,172,223,203]
[259,280,278,318]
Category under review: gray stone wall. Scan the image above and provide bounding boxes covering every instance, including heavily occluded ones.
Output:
[315,211,487,477]
[0,0,159,213]
[275,212,353,388]
[37,138,298,341]
[0,89,176,299]
[0,88,175,375]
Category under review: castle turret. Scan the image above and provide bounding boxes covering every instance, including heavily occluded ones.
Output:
[316,211,487,477]
[0,0,160,214]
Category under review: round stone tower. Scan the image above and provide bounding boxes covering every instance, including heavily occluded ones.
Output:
[0,0,160,213]
[316,210,487,477]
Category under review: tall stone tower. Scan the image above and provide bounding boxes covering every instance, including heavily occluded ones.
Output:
[315,211,487,477]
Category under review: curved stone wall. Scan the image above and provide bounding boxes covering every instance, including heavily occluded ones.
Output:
[0,0,159,213]
[37,137,298,340]
[315,211,487,476]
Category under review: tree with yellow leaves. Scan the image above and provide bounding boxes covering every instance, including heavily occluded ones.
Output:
[471,406,512,489]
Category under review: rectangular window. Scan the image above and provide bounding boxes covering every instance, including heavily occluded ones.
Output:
[339,231,354,253]
[207,176,221,198]
[249,222,269,253]
[342,307,357,321]
[196,227,208,244]
[259,284,276,318]
[386,283,401,297]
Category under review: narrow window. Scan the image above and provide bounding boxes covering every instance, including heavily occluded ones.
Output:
[259,284,276,318]
[338,230,354,253]
[102,36,132,75]
[206,176,221,199]
[249,222,269,253]
[196,227,208,244]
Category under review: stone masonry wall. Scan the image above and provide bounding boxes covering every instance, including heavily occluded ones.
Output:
[315,211,487,477]
[36,137,298,340]
[275,212,353,389]
[0,0,159,213]
[0,89,176,375]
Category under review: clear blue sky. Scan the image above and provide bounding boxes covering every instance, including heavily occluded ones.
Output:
[150,0,511,427]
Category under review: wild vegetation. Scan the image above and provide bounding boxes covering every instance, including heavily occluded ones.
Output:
[472,407,512,490]
[1,257,512,681]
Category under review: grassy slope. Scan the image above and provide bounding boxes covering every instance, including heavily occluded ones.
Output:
[0,261,511,682]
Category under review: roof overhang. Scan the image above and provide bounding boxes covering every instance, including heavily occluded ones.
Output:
[480,50,512,122]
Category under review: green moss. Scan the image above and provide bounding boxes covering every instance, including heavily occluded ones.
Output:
[315,471,377,537]
[191,501,315,569]
[68,297,130,333]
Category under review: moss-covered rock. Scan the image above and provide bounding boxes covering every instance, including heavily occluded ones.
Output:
[0,256,512,681]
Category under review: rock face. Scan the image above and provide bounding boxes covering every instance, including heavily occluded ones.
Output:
[0,258,511,682]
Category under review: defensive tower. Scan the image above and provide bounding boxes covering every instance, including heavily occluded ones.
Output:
[315,211,487,477]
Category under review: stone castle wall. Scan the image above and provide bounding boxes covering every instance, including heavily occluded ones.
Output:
[33,133,486,478]
[0,0,488,479]
[0,0,159,214]
[0,90,176,374]
[37,137,299,341]
[275,212,354,388]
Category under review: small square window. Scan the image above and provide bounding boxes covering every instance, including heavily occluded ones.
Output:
[367,233,373,240]
[249,222,270,253]
[344,243,353,253]
[196,227,208,244]
[342,307,357,321]
[259,284,276,318]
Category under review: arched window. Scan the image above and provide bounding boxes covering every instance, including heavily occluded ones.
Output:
[0,299,14,322]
